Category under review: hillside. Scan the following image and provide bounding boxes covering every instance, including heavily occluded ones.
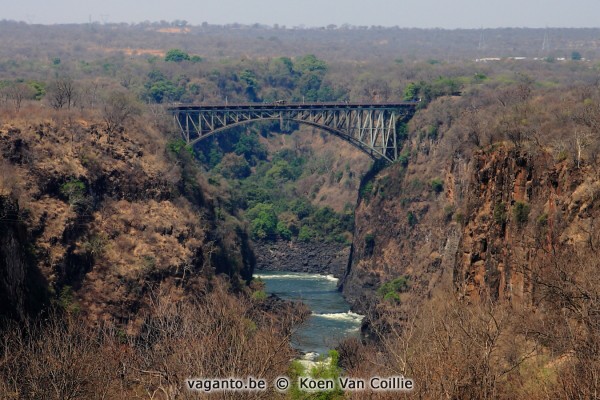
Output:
[340,84,600,398]
[1,21,599,399]
[0,105,256,325]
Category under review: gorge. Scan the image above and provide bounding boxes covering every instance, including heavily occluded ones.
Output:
[0,21,599,399]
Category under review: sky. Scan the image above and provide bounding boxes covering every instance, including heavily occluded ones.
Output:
[2,0,599,29]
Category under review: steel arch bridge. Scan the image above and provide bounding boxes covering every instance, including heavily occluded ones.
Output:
[169,102,418,163]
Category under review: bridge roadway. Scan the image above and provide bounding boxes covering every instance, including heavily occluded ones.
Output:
[169,101,419,163]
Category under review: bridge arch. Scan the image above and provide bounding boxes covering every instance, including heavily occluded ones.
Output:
[170,102,417,163]
[186,117,386,161]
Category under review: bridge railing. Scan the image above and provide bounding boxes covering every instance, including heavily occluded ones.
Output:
[169,100,420,110]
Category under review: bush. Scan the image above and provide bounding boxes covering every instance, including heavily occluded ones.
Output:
[537,212,548,227]
[167,139,190,156]
[81,234,107,257]
[430,178,444,194]
[252,290,267,301]
[397,150,410,167]
[513,201,530,226]
[288,350,343,399]
[377,277,410,304]
[58,286,81,314]
[360,181,374,199]
[407,211,417,227]
[60,179,86,208]
[427,125,438,140]
[493,202,507,225]
[276,221,292,240]
[298,225,316,242]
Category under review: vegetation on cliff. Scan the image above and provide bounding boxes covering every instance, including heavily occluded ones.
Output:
[1,20,600,399]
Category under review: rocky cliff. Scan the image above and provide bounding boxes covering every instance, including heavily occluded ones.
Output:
[342,97,600,318]
[253,240,349,278]
[0,196,48,321]
[0,114,254,327]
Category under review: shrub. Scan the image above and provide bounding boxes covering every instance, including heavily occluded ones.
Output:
[58,286,81,314]
[454,212,464,224]
[444,205,455,221]
[407,211,417,227]
[359,181,374,199]
[81,234,107,257]
[167,139,195,158]
[427,125,438,140]
[493,202,507,225]
[298,225,317,242]
[537,212,548,227]
[252,290,267,301]
[377,277,410,304]
[513,201,530,226]
[430,178,444,194]
[276,221,292,240]
[398,150,410,167]
[60,179,86,207]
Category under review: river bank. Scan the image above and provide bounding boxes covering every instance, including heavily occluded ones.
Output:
[252,240,350,279]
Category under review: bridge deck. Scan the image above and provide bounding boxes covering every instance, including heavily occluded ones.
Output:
[170,101,419,111]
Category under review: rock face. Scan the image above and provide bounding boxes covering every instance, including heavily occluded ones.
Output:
[341,155,463,312]
[0,120,254,327]
[0,196,48,321]
[343,142,600,315]
[253,240,349,279]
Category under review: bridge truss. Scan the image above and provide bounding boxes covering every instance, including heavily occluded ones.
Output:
[170,102,417,163]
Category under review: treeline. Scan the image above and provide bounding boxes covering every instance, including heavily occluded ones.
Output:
[2,21,600,63]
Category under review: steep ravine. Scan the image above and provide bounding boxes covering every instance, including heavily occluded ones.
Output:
[342,143,600,316]
[0,120,255,326]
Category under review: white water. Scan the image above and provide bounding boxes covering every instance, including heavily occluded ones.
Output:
[255,270,363,357]
[254,272,339,282]
[312,311,364,323]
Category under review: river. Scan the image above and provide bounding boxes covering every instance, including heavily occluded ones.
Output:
[254,270,363,360]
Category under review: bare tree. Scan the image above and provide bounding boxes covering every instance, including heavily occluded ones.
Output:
[1,82,35,112]
[48,77,77,110]
[102,90,141,135]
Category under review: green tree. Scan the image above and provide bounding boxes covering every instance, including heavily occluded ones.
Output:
[165,49,190,62]
[276,221,292,240]
[430,178,444,194]
[403,82,420,101]
[239,69,260,101]
[144,70,185,103]
[234,133,267,163]
[268,57,296,88]
[298,225,316,242]
[247,203,278,240]
[296,54,328,74]
[217,154,251,179]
